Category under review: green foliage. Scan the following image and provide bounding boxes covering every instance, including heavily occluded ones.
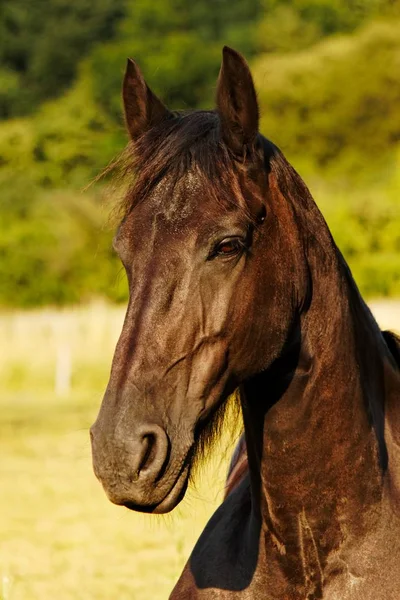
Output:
[89,0,262,118]
[0,179,127,307]
[314,152,400,297]
[256,0,399,53]
[254,21,400,172]
[0,72,129,307]
[0,72,121,187]
[0,1,399,307]
[0,0,125,118]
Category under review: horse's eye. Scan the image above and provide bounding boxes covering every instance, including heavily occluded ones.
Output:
[215,238,243,258]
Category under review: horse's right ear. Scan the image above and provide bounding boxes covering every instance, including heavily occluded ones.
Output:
[122,58,172,141]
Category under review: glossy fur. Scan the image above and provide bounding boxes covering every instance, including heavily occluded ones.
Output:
[91,48,400,598]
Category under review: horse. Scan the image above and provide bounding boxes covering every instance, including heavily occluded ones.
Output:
[90,47,400,598]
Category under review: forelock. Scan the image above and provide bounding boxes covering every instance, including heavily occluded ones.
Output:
[112,110,256,219]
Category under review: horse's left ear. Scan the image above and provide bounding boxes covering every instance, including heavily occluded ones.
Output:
[216,46,259,158]
[123,58,172,141]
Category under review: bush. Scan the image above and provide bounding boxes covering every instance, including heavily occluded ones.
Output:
[0,0,125,118]
[254,21,400,173]
[88,0,261,118]
[0,180,127,307]
[313,149,400,297]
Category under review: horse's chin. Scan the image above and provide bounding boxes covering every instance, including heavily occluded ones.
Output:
[152,466,190,514]
[122,464,190,514]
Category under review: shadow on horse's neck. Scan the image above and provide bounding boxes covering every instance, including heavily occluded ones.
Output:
[241,234,388,588]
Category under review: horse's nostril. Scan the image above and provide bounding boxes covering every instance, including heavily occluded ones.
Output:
[137,433,156,476]
[132,425,170,484]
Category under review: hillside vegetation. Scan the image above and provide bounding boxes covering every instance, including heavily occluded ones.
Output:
[0,0,399,306]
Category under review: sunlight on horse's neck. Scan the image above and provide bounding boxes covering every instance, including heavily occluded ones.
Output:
[243,246,386,584]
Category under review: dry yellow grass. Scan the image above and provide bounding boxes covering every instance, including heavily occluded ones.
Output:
[1,301,399,599]
[0,303,239,600]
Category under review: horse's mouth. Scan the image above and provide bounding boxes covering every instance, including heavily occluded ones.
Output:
[122,463,191,514]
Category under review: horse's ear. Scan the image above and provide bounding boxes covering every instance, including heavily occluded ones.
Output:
[122,58,172,141]
[216,46,259,157]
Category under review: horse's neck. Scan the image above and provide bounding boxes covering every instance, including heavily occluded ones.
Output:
[241,256,390,589]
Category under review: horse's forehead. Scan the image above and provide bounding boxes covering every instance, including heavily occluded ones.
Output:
[129,172,226,234]
[150,172,202,224]
[116,171,232,261]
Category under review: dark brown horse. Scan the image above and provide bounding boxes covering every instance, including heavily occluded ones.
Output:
[90,47,400,598]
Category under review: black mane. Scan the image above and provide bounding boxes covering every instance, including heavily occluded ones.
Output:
[383,330,400,368]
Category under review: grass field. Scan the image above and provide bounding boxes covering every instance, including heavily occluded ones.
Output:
[1,301,400,600]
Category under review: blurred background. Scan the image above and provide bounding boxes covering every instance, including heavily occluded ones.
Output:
[1,1,399,598]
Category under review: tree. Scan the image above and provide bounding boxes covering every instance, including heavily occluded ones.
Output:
[256,0,399,53]
[0,0,125,118]
[88,0,262,119]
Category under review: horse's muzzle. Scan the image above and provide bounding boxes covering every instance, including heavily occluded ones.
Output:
[90,420,184,512]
